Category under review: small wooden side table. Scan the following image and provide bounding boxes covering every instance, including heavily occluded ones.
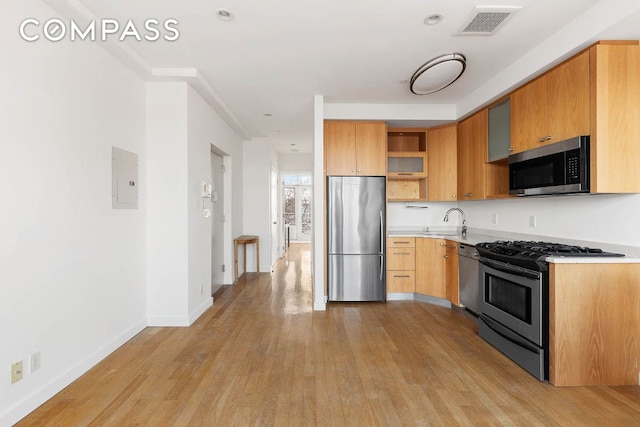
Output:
[234,235,259,283]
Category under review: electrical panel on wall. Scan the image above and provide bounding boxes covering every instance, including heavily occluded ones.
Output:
[112,146,138,209]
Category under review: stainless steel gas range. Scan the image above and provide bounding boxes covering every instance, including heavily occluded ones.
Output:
[475,240,624,380]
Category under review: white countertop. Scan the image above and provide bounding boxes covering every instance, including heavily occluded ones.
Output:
[387,226,640,261]
[545,256,640,264]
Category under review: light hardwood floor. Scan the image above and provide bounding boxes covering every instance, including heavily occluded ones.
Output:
[19,243,640,425]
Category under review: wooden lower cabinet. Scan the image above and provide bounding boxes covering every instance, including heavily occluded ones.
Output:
[549,262,640,386]
[387,271,416,293]
[415,238,446,298]
[387,237,415,293]
[445,241,459,306]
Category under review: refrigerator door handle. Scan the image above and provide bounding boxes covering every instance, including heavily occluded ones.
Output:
[379,210,384,255]
[380,255,384,281]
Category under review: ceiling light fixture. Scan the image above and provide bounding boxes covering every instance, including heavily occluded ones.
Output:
[424,14,442,25]
[216,9,233,21]
[409,53,466,95]
[264,113,272,117]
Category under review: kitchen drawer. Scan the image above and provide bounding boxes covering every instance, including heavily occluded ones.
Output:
[387,271,416,293]
[388,247,416,270]
[387,237,416,248]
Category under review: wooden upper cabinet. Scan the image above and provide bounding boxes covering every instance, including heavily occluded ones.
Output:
[511,51,590,153]
[457,109,488,200]
[354,122,387,176]
[325,121,357,175]
[511,77,547,153]
[590,42,640,193]
[324,121,386,176]
[427,125,457,201]
[546,50,590,143]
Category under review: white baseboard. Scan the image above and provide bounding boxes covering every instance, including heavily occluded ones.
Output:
[414,293,452,308]
[1,319,147,427]
[387,292,452,308]
[147,297,213,327]
[147,314,190,327]
[189,298,213,324]
[313,300,326,311]
[386,292,415,301]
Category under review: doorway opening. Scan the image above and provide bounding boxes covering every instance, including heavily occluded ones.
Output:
[211,147,230,296]
[282,174,312,243]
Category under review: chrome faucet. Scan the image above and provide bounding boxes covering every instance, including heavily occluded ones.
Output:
[443,208,467,237]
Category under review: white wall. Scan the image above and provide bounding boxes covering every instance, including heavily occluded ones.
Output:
[146,83,191,326]
[387,202,458,227]
[0,1,147,424]
[147,83,246,323]
[278,153,313,172]
[312,96,326,310]
[460,195,640,250]
[243,138,279,273]
[186,86,244,288]
[386,194,640,253]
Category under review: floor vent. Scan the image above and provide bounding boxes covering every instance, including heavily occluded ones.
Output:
[457,6,521,36]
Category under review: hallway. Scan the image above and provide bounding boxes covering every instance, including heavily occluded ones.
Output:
[19,243,640,426]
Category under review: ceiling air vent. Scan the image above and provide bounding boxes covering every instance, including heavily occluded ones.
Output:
[457,6,521,36]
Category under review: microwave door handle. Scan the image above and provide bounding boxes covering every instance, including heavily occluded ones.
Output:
[479,314,540,353]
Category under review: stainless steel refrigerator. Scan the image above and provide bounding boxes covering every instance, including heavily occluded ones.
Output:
[327,176,386,302]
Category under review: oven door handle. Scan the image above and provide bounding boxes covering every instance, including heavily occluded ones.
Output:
[479,258,541,280]
[479,314,540,354]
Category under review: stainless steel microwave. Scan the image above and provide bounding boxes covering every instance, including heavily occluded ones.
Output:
[509,136,590,196]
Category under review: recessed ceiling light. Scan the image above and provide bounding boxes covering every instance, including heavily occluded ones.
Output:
[424,14,442,25]
[216,9,233,21]
[290,143,296,146]
[264,113,272,117]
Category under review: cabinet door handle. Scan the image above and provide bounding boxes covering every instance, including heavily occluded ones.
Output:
[444,255,449,258]
[393,241,411,244]
[509,148,514,152]
[452,194,457,199]
[398,173,414,176]
[393,252,411,255]
[545,136,552,141]
[393,275,411,278]
[538,137,546,142]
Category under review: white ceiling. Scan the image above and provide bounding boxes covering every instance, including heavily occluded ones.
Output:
[43,0,640,153]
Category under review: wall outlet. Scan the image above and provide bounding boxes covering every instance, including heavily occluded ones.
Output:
[529,215,537,228]
[29,352,41,373]
[11,361,23,384]
[492,214,499,224]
